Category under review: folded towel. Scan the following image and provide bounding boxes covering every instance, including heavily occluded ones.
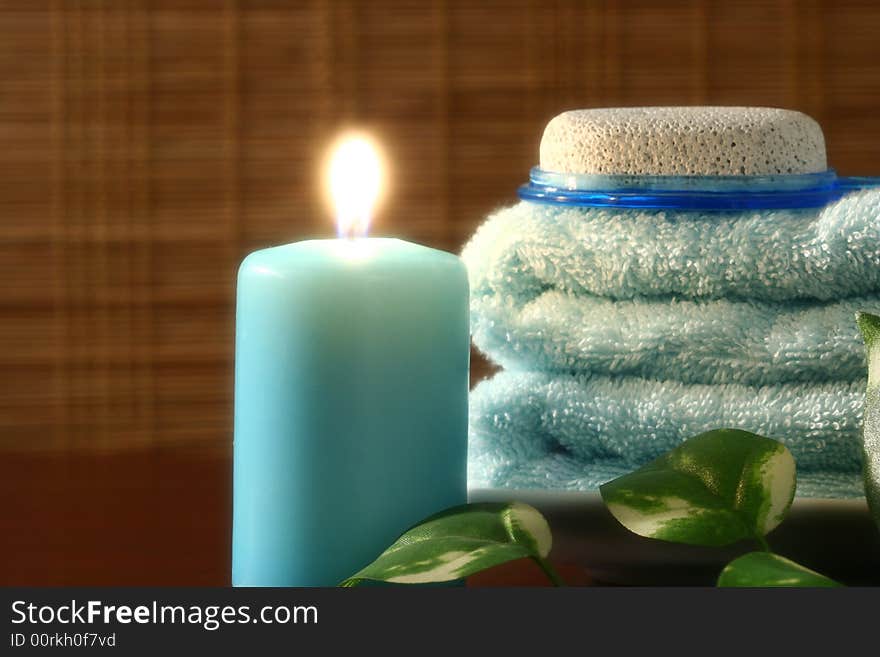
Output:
[463,188,879,498]
[470,289,878,385]
[463,189,880,304]
[468,370,865,498]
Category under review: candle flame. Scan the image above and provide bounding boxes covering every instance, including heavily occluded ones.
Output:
[326,132,384,239]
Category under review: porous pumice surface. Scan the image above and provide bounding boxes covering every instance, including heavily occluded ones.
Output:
[539,106,827,176]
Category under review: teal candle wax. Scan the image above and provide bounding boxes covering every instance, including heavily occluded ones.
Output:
[233,237,469,586]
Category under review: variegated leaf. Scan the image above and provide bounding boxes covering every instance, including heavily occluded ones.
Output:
[600,429,796,546]
[857,311,880,531]
[340,502,552,586]
[718,552,841,587]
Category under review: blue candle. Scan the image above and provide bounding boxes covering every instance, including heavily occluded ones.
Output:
[232,136,469,587]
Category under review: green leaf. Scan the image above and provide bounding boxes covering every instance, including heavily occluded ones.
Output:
[857,311,880,530]
[600,428,796,546]
[717,552,842,587]
[340,502,553,586]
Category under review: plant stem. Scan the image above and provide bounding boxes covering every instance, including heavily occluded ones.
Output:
[532,555,566,586]
[755,534,771,552]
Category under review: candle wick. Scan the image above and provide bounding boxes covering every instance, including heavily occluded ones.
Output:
[337,212,370,239]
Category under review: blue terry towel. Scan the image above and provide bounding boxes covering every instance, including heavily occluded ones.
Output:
[463,190,880,304]
[463,188,880,498]
[467,290,878,385]
[469,370,866,498]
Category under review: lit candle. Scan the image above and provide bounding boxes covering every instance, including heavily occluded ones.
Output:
[232,133,469,586]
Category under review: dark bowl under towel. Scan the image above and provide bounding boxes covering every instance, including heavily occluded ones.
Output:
[469,488,880,586]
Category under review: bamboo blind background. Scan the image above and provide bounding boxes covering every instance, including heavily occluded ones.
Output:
[2,0,879,453]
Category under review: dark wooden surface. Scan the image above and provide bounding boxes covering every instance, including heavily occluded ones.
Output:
[1,448,231,586]
[0,448,593,586]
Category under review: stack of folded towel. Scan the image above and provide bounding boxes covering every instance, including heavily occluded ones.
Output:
[463,107,880,498]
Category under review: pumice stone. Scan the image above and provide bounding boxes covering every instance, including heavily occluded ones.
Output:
[539,106,827,176]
